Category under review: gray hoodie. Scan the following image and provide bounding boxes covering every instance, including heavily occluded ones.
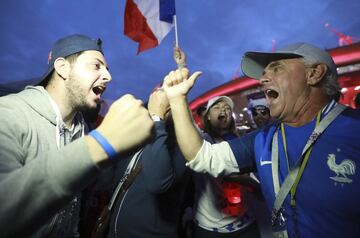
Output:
[0,86,100,237]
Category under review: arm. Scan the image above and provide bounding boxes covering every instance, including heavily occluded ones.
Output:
[86,94,154,165]
[142,89,179,193]
[0,104,98,236]
[0,93,153,236]
[142,121,175,193]
[162,68,203,162]
[162,69,256,177]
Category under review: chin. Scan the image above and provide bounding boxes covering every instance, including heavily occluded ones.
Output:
[83,100,98,111]
[269,109,280,119]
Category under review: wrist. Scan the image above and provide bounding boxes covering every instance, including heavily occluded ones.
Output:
[88,130,117,160]
[168,95,187,106]
[151,114,163,121]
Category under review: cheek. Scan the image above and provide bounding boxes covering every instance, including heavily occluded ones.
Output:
[209,111,218,118]
[278,78,300,98]
[279,72,307,93]
[76,67,100,82]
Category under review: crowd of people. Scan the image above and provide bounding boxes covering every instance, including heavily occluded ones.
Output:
[0,33,359,238]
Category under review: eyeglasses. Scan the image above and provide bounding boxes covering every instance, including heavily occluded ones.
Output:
[252,109,269,116]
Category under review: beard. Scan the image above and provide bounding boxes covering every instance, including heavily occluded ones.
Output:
[65,72,97,112]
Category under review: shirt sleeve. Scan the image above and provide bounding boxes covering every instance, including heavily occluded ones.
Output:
[186,132,257,177]
[227,131,257,173]
[185,140,237,177]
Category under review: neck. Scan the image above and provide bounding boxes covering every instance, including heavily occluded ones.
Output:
[46,82,76,128]
[284,93,331,127]
[209,128,231,142]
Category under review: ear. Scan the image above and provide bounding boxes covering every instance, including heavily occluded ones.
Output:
[206,113,211,121]
[307,63,327,86]
[53,57,70,80]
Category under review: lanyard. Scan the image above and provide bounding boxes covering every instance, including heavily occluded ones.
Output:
[281,112,321,207]
[270,103,346,233]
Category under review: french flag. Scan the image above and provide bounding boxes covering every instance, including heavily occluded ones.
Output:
[124,0,176,54]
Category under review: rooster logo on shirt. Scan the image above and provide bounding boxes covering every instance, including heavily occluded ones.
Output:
[327,153,356,184]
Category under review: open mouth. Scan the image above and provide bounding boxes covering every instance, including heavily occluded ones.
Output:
[92,85,106,96]
[265,89,279,99]
[218,113,227,121]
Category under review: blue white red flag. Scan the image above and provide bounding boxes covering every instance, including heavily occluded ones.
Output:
[124,0,176,54]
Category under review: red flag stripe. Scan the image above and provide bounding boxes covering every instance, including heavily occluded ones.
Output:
[124,0,158,54]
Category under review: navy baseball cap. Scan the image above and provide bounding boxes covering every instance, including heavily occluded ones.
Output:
[38,34,103,85]
[241,43,337,80]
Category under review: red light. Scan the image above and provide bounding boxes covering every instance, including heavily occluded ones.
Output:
[222,182,248,216]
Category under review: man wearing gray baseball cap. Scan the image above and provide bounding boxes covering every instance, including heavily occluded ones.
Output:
[162,43,360,238]
[0,34,154,237]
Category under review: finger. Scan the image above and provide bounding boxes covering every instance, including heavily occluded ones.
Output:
[148,91,155,102]
[174,69,185,84]
[188,71,203,86]
[121,94,135,100]
[168,70,181,85]
[180,68,189,79]
[165,70,177,85]
[163,75,172,88]
[111,94,134,108]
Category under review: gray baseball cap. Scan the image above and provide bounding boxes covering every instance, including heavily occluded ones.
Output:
[241,43,337,80]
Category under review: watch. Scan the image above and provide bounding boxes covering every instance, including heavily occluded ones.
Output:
[151,114,162,122]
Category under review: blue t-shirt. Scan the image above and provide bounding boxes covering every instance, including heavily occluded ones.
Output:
[228,106,360,237]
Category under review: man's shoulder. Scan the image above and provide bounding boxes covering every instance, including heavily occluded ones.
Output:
[0,86,51,115]
[0,86,43,104]
[0,88,50,127]
[0,91,28,113]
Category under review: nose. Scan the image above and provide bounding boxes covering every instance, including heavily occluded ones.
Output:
[102,68,112,82]
[259,71,272,85]
[259,76,269,85]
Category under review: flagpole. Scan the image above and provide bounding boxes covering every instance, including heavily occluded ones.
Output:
[173,14,186,69]
[174,15,179,48]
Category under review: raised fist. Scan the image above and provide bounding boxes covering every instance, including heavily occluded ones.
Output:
[96,94,154,155]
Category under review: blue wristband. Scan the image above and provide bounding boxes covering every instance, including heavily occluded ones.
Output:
[89,130,117,159]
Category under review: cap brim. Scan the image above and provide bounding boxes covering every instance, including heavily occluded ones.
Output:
[241,52,302,80]
[35,66,54,86]
[205,96,234,114]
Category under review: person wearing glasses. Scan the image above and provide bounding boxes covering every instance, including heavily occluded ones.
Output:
[250,104,271,129]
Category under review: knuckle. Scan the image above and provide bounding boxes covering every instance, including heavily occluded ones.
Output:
[122,93,132,99]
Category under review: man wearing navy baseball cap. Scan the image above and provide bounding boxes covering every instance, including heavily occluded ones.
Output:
[0,34,154,237]
[39,34,103,84]
[161,42,360,237]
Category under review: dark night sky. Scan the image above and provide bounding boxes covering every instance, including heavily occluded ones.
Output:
[0,0,359,102]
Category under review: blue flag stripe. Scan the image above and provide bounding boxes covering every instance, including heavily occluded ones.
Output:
[159,0,176,23]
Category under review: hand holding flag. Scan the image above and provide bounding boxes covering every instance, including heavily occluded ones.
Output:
[173,46,186,69]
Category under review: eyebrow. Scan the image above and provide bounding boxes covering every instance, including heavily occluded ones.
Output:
[264,61,281,71]
[94,57,109,70]
[262,61,282,75]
